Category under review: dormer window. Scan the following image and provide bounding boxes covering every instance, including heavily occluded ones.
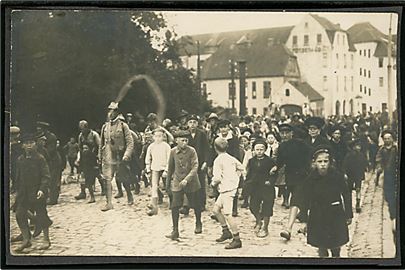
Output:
[305,22,308,28]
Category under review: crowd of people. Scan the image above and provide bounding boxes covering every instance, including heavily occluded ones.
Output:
[9,101,398,256]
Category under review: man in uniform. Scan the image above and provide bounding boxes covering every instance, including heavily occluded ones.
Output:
[75,120,102,199]
[99,102,134,211]
[36,122,62,205]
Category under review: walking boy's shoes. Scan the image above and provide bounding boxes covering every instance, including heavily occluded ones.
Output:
[216,230,233,242]
[257,228,268,238]
[225,239,242,249]
[11,234,23,242]
[280,229,291,240]
[165,230,179,240]
[254,221,262,234]
[14,240,32,252]
[101,204,113,212]
[194,223,202,234]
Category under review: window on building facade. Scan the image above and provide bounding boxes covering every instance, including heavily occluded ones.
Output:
[304,35,309,46]
[363,49,367,56]
[364,69,367,77]
[263,81,271,98]
[360,50,362,56]
[379,77,384,87]
[360,84,362,93]
[368,49,371,58]
[252,81,257,99]
[351,76,354,91]
[368,70,371,78]
[370,106,372,112]
[285,89,290,96]
[292,35,298,47]
[323,76,328,91]
[360,68,362,76]
[252,107,257,115]
[337,34,340,45]
[305,22,308,28]
[336,76,339,92]
[350,54,354,69]
[369,88,371,96]
[317,34,322,45]
[344,76,347,91]
[379,57,383,68]
[344,54,347,68]
[336,53,339,68]
[202,83,207,96]
[322,52,328,67]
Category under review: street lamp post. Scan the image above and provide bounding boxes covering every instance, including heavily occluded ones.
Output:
[387,14,394,123]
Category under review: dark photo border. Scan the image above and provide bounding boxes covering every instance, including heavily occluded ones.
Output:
[1,0,404,268]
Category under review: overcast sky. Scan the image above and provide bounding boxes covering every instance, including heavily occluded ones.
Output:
[163,11,398,37]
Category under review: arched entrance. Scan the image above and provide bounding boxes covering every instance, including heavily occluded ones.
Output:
[335,100,341,116]
[349,99,354,115]
[343,100,346,115]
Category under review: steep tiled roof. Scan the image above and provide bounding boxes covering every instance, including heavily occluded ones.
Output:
[201,42,298,80]
[289,81,324,102]
[177,26,294,57]
[347,22,396,56]
[310,14,356,51]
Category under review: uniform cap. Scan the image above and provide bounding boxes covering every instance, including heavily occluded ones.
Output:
[207,113,219,120]
[107,101,119,110]
[174,129,191,138]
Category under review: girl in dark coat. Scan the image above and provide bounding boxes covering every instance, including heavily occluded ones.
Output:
[296,145,353,258]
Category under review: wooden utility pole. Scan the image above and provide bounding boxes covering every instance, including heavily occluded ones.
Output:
[196,40,201,93]
[238,60,247,116]
[387,14,394,122]
[229,60,236,110]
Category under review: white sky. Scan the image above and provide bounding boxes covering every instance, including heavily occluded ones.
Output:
[163,11,398,36]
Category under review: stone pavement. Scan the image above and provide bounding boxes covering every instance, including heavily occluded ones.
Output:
[9,170,395,258]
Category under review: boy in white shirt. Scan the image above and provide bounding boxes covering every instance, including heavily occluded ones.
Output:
[145,128,171,216]
[211,137,245,249]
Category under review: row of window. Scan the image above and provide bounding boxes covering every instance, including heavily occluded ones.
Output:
[359,84,372,96]
[229,81,271,100]
[323,75,354,92]
[360,68,371,78]
[249,107,269,115]
[292,34,322,47]
[359,49,372,58]
[333,53,354,69]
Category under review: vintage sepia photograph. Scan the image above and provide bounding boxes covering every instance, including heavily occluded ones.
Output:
[4,7,400,264]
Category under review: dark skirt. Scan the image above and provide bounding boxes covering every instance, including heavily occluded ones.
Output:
[307,201,349,249]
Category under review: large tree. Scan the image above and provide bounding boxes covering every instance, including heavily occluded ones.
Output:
[10,10,210,141]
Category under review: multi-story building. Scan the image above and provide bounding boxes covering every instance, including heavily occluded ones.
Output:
[347,22,397,114]
[178,14,397,117]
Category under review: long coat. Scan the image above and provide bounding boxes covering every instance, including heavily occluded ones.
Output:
[15,152,50,206]
[188,128,210,168]
[296,168,353,249]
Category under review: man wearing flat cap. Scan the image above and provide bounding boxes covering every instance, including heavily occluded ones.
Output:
[165,129,202,240]
[272,122,312,240]
[36,121,62,205]
[329,125,348,170]
[99,101,134,211]
[187,114,210,211]
[12,133,53,252]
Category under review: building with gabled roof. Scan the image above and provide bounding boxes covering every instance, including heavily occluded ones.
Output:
[347,22,397,114]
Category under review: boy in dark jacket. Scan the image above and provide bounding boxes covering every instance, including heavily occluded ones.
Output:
[245,139,276,238]
[342,139,368,213]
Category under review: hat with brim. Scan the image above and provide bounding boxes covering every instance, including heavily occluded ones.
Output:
[252,138,268,150]
[305,117,325,129]
[208,113,219,120]
[217,119,231,128]
[278,123,293,132]
[108,102,119,110]
[10,126,20,134]
[187,114,199,122]
[381,129,394,138]
[174,129,191,138]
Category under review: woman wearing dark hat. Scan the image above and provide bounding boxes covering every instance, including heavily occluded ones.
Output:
[295,145,352,257]
[304,117,330,150]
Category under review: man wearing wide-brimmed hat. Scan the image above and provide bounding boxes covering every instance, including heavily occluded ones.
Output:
[99,101,134,211]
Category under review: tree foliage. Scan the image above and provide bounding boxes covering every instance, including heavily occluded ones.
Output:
[10,10,210,141]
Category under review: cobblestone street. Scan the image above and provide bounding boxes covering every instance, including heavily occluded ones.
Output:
[9,170,395,258]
